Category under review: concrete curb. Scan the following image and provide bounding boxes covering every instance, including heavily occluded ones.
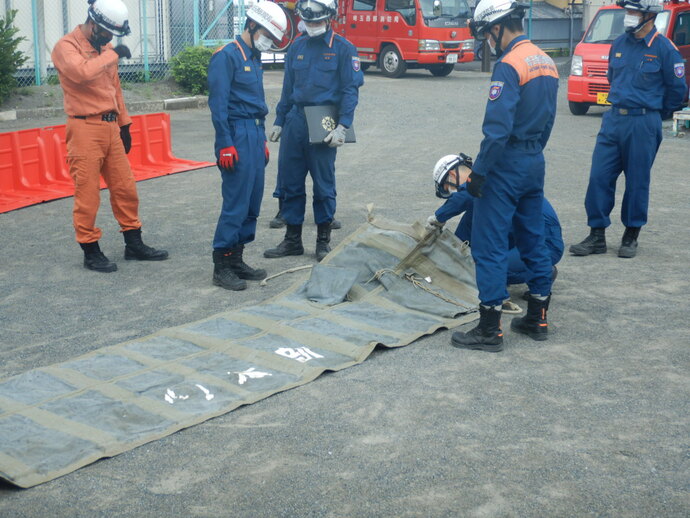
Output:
[0,109,17,121]
[13,95,209,120]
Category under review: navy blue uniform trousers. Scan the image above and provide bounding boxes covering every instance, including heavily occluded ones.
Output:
[279,107,337,226]
[471,144,553,306]
[213,119,265,250]
[585,109,662,229]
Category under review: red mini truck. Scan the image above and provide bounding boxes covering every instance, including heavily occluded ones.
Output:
[567,0,690,115]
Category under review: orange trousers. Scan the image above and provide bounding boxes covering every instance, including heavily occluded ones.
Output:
[66,117,141,243]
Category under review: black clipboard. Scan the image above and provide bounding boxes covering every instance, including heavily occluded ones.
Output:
[304,105,356,144]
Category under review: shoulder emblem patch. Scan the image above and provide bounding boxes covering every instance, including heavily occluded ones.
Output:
[674,63,685,79]
[489,81,504,101]
[352,56,361,72]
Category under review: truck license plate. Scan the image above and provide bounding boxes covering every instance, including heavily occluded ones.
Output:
[597,92,610,105]
[446,54,458,64]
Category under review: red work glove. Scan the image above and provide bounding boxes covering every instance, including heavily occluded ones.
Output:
[264,142,270,166]
[218,146,238,171]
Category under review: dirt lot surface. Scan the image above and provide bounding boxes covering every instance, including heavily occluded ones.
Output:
[1,61,689,517]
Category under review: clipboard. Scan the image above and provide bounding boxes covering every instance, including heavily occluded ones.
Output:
[304,105,356,144]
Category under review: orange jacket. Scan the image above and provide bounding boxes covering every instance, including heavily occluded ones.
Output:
[51,26,132,126]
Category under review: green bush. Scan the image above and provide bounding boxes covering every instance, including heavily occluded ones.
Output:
[0,10,27,104]
[170,45,213,95]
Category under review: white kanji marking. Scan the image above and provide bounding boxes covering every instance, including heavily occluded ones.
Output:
[275,347,325,363]
[232,367,273,385]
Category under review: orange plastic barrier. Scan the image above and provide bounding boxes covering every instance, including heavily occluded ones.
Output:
[0,113,214,214]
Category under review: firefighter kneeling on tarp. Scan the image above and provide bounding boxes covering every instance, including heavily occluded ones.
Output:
[426,153,563,312]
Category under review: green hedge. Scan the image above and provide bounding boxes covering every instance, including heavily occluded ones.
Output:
[170,45,214,95]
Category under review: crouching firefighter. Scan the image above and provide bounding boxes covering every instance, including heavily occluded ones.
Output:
[207,2,288,290]
[451,0,559,352]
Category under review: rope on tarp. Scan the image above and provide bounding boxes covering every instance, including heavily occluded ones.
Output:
[366,268,473,310]
[259,264,313,286]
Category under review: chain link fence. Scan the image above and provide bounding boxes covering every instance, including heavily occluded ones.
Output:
[6,0,269,87]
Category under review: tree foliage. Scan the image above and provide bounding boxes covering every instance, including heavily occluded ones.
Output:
[0,10,27,105]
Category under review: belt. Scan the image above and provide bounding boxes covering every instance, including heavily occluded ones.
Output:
[72,112,118,122]
[229,118,264,126]
[612,107,656,116]
[507,136,541,150]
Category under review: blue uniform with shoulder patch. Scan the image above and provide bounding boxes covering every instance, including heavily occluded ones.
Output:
[208,37,268,251]
[273,29,363,225]
[584,27,687,230]
[470,35,559,307]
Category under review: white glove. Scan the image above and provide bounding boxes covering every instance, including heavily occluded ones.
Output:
[425,215,444,232]
[269,125,282,142]
[323,124,347,148]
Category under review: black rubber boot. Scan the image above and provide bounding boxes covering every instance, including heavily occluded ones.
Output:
[451,305,503,353]
[227,245,267,280]
[330,219,342,230]
[80,241,117,273]
[618,227,640,258]
[511,295,550,341]
[212,250,247,291]
[269,199,286,229]
[264,224,304,258]
[569,227,606,256]
[123,228,169,261]
[315,222,332,262]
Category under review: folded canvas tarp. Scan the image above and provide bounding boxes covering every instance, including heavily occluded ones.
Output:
[0,216,478,488]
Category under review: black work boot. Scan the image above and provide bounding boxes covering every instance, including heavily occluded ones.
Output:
[80,241,117,273]
[269,199,286,229]
[451,305,503,353]
[618,227,640,258]
[123,228,169,261]
[264,224,304,258]
[315,222,332,261]
[212,250,247,291]
[227,245,267,280]
[569,227,606,256]
[511,295,550,341]
[330,219,342,230]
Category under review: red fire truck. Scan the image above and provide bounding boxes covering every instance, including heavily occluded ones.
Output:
[272,0,474,77]
[331,0,475,77]
[567,0,690,115]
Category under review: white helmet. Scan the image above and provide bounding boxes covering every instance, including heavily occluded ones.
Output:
[246,1,289,42]
[297,0,337,22]
[433,154,473,199]
[616,0,663,13]
[469,0,527,40]
[88,0,130,37]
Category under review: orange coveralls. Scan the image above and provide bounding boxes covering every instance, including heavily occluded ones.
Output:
[51,26,141,244]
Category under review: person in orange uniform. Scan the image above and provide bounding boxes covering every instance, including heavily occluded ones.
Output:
[51,0,168,273]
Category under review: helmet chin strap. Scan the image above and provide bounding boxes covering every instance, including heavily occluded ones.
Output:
[490,24,506,58]
[248,23,261,59]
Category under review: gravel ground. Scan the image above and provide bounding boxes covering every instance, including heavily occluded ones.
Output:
[0,60,689,517]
